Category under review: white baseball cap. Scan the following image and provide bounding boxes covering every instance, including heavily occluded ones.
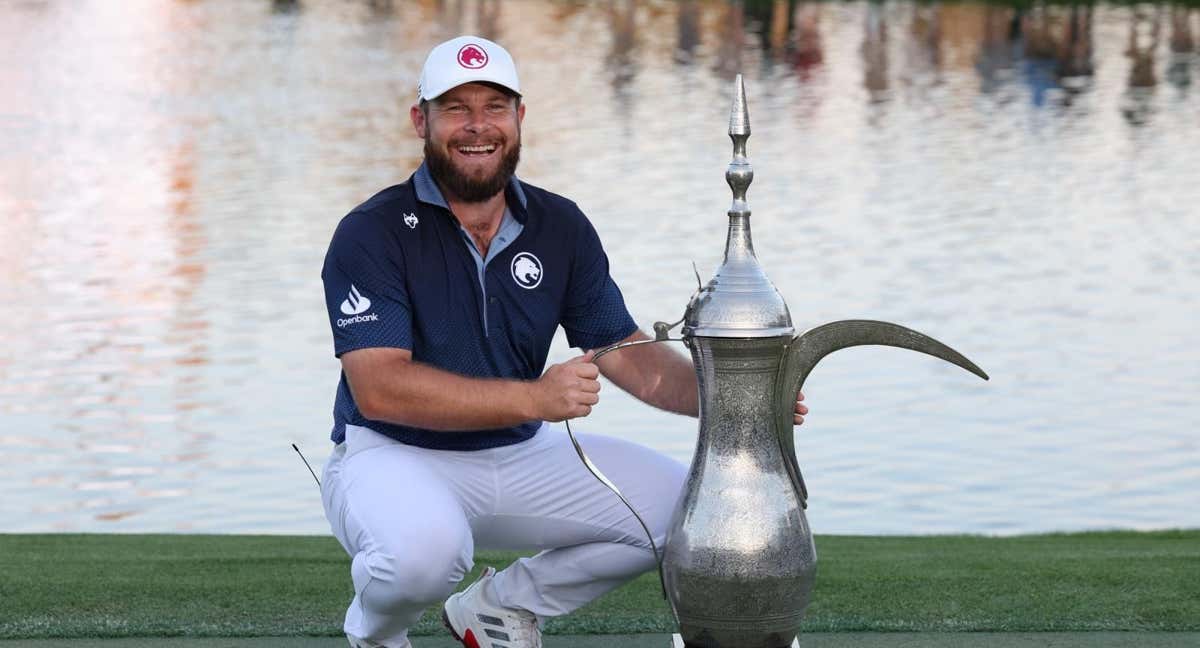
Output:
[417,36,521,102]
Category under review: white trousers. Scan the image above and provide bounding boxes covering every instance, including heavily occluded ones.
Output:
[321,422,687,647]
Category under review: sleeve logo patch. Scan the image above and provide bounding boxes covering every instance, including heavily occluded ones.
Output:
[510,252,543,289]
[340,284,372,315]
[337,285,379,327]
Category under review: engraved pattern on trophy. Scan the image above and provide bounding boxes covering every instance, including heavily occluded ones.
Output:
[666,337,815,648]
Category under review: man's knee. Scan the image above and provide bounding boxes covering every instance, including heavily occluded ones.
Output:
[354,533,473,614]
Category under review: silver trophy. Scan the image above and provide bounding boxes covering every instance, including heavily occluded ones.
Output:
[580,75,987,648]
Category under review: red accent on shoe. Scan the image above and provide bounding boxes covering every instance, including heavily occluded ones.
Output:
[462,629,482,648]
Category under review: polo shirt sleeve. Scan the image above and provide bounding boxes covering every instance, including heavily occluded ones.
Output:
[560,214,638,350]
[321,211,413,357]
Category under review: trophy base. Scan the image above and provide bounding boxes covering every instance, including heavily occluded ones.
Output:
[670,636,801,648]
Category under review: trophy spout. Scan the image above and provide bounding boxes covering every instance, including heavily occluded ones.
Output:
[774,320,989,506]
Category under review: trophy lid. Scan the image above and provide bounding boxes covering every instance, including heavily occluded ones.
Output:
[683,75,793,339]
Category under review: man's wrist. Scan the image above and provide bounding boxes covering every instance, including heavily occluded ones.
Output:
[516,379,541,422]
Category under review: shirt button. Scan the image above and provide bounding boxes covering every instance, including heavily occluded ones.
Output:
[489,297,498,304]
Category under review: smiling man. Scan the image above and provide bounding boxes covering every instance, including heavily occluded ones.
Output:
[319,36,807,648]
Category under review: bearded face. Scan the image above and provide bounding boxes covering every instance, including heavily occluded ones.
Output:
[424,126,520,203]
[419,84,523,204]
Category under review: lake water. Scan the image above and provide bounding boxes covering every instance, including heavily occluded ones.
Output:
[1,0,1197,536]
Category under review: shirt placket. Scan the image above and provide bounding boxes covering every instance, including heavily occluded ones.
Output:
[457,212,522,339]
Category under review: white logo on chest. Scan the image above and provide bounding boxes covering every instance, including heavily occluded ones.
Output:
[403,212,418,229]
[510,252,543,289]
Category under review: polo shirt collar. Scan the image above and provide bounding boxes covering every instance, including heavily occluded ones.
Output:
[413,161,529,222]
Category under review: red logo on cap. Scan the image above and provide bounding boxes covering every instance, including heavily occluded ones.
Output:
[457,44,488,69]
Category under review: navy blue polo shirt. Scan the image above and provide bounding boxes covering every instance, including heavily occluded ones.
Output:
[321,163,637,449]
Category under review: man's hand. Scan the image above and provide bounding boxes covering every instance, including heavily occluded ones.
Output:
[793,391,809,426]
[531,351,601,421]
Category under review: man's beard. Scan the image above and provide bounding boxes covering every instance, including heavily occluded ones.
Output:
[424,134,521,204]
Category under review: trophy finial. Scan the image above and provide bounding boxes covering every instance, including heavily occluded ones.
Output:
[729,74,750,137]
[683,74,793,339]
[726,74,753,216]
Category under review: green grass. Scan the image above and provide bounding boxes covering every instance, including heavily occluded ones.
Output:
[1,531,1197,639]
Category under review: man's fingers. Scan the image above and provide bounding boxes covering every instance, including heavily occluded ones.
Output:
[567,350,596,364]
[573,362,600,379]
[793,414,805,426]
[795,404,809,415]
[797,391,805,402]
[538,355,604,421]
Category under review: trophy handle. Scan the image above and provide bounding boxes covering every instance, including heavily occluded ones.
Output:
[573,334,688,625]
[774,320,989,508]
[591,336,685,361]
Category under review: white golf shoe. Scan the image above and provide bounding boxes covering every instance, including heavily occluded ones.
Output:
[443,566,543,648]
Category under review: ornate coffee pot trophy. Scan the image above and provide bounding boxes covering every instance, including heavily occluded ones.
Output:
[576,75,987,648]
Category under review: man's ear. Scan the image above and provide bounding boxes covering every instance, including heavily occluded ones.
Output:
[410,103,427,139]
[517,101,526,125]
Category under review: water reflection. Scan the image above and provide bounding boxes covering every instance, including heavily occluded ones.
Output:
[715,1,749,78]
[271,0,302,15]
[863,3,890,101]
[607,0,639,96]
[732,0,828,78]
[1124,4,1162,123]
[1060,4,1096,84]
[793,3,826,78]
[1167,4,1196,87]
[0,0,1197,535]
[676,0,702,64]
